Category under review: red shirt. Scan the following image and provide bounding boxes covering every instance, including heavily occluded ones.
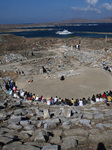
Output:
[102,93,106,98]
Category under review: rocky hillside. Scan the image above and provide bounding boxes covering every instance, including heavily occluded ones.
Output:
[0,84,112,150]
[52,17,112,24]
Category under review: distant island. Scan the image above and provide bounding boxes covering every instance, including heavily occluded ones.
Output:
[0,17,112,27]
[52,17,112,24]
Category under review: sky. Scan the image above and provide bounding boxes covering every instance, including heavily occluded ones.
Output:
[0,0,112,24]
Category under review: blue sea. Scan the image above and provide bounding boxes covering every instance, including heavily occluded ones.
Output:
[1,23,112,38]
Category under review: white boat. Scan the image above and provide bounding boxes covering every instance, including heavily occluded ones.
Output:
[56,29,72,35]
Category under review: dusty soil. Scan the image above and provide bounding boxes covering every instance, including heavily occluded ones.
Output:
[16,67,112,99]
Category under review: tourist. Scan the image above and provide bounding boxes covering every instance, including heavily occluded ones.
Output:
[79,99,83,106]
[35,95,39,101]
[47,98,50,105]
[71,98,75,106]
[9,89,12,95]
[5,83,10,91]
[96,94,100,102]
[75,99,79,106]
[82,97,87,105]
[106,91,109,97]
[87,97,91,104]
[102,92,106,99]
[13,91,19,98]
[60,76,65,81]
[39,95,43,101]
[54,96,58,103]
[32,94,36,101]
[20,90,25,98]
[107,94,112,102]
[91,94,96,102]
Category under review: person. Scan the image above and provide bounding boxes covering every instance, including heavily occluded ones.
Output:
[42,66,47,73]
[102,92,106,99]
[60,76,65,81]
[47,98,50,105]
[39,95,43,102]
[9,89,12,95]
[82,97,87,105]
[61,99,65,105]
[5,83,10,91]
[50,97,53,105]
[75,99,79,106]
[35,95,39,101]
[102,61,106,66]
[79,99,83,106]
[107,94,112,102]
[54,96,58,103]
[32,94,36,101]
[96,94,100,102]
[87,97,91,104]
[91,94,96,102]
[13,91,19,98]
[71,98,75,106]
[106,91,109,97]
[21,90,25,98]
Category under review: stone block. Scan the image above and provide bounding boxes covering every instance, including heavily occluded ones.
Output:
[61,137,78,150]
[42,145,58,150]
[44,109,50,119]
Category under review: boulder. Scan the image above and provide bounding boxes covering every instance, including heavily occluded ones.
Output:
[61,137,78,150]
[43,119,60,130]
[62,121,72,129]
[0,102,5,109]
[49,136,61,144]
[94,113,104,119]
[8,115,22,124]
[44,109,50,119]
[79,119,91,128]
[34,130,49,143]
[42,145,58,150]
[14,109,27,116]
[0,135,13,144]
[95,123,104,130]
[83,113,93,119]
[74,108,81,114]
[89,130,112,143]
[0,113,7,120]
[24,125,35,131]
[8,123,22,130]
[64,128,88,137]
[2,144,40,150]
[52,129,63,137]
[63,108,72,117]
[20,120,30,127]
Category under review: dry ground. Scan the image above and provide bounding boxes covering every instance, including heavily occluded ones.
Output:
[16,67,112,99]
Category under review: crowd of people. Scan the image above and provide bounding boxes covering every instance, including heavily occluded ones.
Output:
[4,78,112,107]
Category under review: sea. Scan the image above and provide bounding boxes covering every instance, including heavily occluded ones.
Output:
[1,23,112,38]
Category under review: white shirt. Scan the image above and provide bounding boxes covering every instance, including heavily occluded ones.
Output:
[79,100,83,106]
